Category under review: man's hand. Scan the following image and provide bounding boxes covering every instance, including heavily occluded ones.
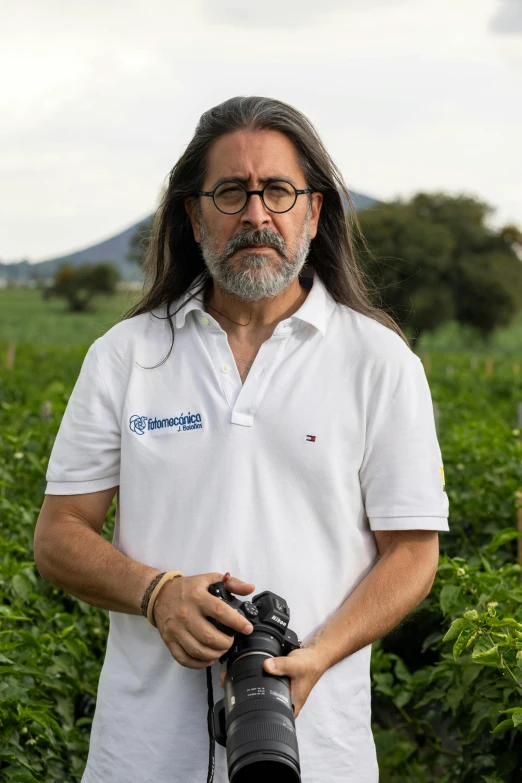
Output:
[292,530,440,675]
[263,647,327,719]
[153,572,256,669]
[219,646,327,720]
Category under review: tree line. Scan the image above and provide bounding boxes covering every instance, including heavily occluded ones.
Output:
[47,192,522,343]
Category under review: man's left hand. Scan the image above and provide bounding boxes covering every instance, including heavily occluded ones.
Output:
[219,646,327,719]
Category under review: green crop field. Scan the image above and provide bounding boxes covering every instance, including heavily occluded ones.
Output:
[1,290,522,782]
[2,287,522,354]
[0,289,140,346]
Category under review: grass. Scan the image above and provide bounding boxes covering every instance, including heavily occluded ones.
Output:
[1,288,522,355]
[0,289,141,346]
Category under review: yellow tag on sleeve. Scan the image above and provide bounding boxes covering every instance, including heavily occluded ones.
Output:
[440,466,446,491]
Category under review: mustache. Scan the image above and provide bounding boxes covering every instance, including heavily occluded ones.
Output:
[223,229,287,259]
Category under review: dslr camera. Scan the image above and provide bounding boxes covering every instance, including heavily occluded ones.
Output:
[207,580,302,783]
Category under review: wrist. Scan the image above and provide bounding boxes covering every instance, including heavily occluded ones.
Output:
[140,571,167,619]
[302,634,335,675]
[143,570,184,627]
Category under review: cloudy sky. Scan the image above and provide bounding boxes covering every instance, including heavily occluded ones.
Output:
[1,0,521,262]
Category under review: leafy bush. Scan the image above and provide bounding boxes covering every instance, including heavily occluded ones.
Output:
[1,343,522,781]
[373,541,522,783]
[371,354,522,783]
[1,344,115,782]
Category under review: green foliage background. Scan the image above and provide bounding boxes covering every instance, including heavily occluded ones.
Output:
[1,296,522,782]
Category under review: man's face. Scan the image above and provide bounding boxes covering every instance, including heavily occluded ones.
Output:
[186,129,323,302]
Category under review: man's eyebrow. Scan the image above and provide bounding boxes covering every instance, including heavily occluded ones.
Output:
[209,175,297,189]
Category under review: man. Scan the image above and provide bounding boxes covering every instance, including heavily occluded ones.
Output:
[34,96,449,783]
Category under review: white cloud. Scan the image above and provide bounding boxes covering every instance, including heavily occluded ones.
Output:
[199,0,405,28]
[490,0,522,34]
[0,0,520,261]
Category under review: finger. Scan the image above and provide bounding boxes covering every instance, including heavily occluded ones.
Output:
[203,596,255,636]
[166,637,216,670]
[224,576,256,595]
[177,629,229,663]
[207,573,255,594]
[189,615,235,653]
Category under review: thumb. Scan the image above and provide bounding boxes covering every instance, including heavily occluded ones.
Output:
[264,656,289,676]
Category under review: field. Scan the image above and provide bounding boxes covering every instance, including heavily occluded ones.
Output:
[1,290,522,782]
[2,288,522,352]
[0,289,140,346]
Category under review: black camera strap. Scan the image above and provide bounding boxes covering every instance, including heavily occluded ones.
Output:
[206,666,216,783]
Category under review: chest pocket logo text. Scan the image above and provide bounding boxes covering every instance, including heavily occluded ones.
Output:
[129,412,203,436]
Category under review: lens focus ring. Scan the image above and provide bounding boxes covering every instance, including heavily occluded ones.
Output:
[226,697,292,732]
[226,719,298,758]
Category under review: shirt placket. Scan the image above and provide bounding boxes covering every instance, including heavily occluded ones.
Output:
[196,312,293,427]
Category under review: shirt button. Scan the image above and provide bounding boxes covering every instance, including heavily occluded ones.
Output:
[201,317,210,326]
[221,364,231,374]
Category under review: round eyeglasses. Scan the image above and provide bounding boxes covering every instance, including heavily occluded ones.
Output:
[197,179,312,215]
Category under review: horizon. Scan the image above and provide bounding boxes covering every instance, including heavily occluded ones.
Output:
[1,0,521,263]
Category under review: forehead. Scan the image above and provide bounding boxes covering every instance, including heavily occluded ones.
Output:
[204,129,304,185]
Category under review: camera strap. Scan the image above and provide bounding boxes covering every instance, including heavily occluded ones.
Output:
[206,666,216,783]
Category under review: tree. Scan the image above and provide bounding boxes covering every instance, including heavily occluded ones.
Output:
[358,192,522,341]
[44,262,120,312]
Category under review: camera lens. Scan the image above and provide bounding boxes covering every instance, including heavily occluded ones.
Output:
[222,639,301,783]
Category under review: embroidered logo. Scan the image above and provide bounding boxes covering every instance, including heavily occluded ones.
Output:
[305,435,316,442]
[129,414,148,435]
[129,412,203,435]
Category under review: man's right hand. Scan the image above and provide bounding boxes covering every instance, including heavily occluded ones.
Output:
[153,572,256,670]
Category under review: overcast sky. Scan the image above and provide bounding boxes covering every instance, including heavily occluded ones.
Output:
[1,0,521,263]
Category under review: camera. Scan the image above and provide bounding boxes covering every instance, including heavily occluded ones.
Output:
[207,581,302,783]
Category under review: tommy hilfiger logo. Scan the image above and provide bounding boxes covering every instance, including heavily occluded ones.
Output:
[305,435,316,442]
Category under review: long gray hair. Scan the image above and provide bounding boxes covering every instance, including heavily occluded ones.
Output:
[124,96,409,361]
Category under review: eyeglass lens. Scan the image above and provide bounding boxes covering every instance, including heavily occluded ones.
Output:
[214,180,297,214]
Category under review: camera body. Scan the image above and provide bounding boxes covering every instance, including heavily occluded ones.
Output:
[207,581,302,783]
[208,580,300,650]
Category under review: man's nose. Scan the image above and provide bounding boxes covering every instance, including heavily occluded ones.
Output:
[240,192,272,230]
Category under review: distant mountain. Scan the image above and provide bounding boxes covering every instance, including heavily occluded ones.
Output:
[346,191,378,212]
[0,216,152,284]
[0,190,378,283]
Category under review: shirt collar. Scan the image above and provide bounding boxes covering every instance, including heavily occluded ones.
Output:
[173,269,336,336]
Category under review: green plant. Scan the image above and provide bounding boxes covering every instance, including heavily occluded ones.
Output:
[2,341,522,780]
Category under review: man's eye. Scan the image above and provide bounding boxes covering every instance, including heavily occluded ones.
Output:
[266,183,292,195]
[220,186,241,195]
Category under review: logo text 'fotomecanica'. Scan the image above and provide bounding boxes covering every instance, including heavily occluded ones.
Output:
[129,413,203,436]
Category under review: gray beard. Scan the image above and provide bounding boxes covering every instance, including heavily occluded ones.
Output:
[197,213,312,302]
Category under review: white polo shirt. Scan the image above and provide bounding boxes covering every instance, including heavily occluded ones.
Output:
[45,269,449,783]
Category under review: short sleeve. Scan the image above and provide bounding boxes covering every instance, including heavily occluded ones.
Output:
[360,355,449,531]
[45,340,121,495]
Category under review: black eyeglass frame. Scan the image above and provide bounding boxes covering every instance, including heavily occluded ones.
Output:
[197,179,313,215]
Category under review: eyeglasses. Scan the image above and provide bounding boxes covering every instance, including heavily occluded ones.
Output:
[198,179,312,215]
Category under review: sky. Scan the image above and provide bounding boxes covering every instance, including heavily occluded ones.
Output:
[1,0,521,263]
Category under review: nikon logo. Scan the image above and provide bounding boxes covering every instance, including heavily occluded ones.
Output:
[271,615,287,627]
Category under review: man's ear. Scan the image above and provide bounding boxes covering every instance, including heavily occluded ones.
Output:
[184,197,201,243]
[309,192,323,241]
